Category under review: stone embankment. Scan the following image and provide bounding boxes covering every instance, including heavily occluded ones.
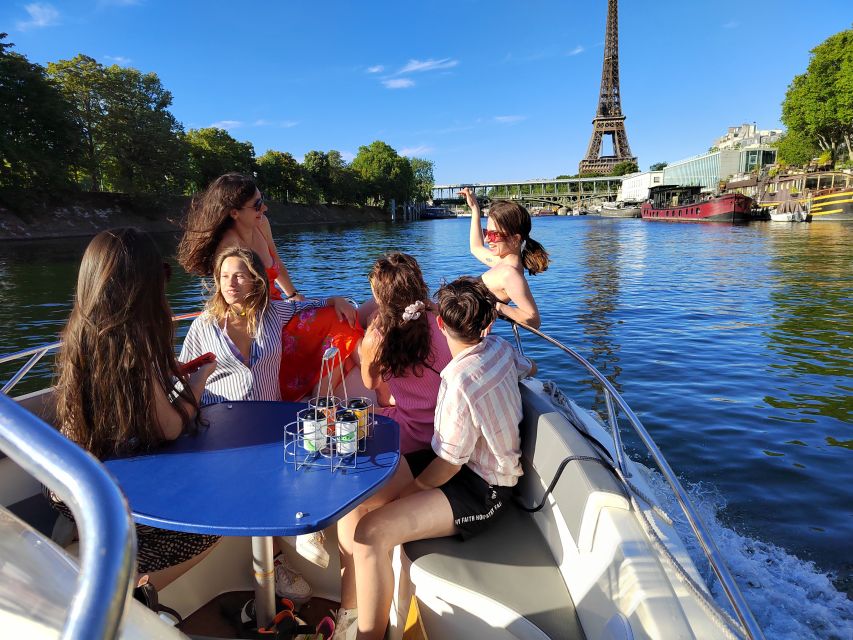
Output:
[0,193,389,241]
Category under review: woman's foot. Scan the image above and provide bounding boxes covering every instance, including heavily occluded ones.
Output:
[296,531,330,568]
[274,553,312,601]
[334,607,358,640]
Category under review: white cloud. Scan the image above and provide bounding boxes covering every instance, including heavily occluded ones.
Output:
[400,145,434,157]
[103,55,132,65]
[383,78,414,89]
[279,120,298,128]
[340,151,356,162]
[723,20,739,29]
[210,120,243,130]
[16,3,60,30]
[493,115,527,124]
[366,65,384,74]
[399,58,458,74]
[253,119,271,126]
[568,45,585,56]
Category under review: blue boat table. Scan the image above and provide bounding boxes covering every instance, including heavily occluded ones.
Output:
[104,401,400,627]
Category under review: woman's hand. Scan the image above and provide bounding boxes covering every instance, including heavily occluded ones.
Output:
[458,187,477,209]
[329,297,357,327]
[188,359,217,385]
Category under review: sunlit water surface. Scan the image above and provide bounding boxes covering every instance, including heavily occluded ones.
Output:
[1,217,851,638]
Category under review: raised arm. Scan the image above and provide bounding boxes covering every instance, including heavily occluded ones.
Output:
[497,269,541,329]
[461,188,495,267]
[260,215,304,301]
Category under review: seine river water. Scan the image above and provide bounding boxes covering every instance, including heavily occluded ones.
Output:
[1,216,851,638]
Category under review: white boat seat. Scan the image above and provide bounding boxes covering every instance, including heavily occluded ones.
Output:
[403,503,586,640]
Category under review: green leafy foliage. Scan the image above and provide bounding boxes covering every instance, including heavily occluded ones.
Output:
[184,128,255,193]
[5,39,435,208]
[649,162,668,171]
[781,27,853,163]
[610,161,639,176]
[0,34,80,196]
[351,141,415,206]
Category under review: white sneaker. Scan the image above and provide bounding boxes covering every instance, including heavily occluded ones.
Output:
[333,607,358,640]
[296,531,330,569]
[274,553,313,601]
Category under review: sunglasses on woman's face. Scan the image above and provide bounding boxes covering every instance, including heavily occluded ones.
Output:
[242,195,265,212]
[482,228,507,243]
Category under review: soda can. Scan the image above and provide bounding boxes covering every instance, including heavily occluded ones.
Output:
[310,396,340,428]
[298,408,327,453]
[335,409,358,456]
[345,397,371,440]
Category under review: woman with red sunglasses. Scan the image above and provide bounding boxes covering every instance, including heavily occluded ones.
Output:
[459,187,550,329]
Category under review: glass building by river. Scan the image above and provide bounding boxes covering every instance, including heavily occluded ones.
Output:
[620,146,777,201]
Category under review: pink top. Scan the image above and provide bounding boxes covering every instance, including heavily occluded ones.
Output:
[377,312,453,454]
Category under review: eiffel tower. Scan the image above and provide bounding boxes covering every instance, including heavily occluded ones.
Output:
[578,0,637,175]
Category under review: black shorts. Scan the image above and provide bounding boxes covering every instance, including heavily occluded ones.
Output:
[405,450,513,540]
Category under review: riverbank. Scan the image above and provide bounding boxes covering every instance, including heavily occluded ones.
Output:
[0,192,390,241]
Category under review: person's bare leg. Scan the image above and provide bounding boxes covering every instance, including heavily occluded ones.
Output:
[353,490,456,640]
[146,539,220,591]
[338,460,414,609]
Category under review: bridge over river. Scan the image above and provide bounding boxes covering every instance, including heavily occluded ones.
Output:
[432,176,622,209]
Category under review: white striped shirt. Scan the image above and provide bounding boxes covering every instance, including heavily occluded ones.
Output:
[431,335,531,486]
[179,299,326,406]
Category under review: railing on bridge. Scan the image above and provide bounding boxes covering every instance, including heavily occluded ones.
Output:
[433,177,623,207]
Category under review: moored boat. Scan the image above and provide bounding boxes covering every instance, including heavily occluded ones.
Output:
[600,201,642,218]
[808,186,853,221]
[0,317,766,639]
[642,185,753,222]
[419,207,455,220]
[768,200,810,222]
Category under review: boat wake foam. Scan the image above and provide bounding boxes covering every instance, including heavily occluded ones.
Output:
[643,470,853,639]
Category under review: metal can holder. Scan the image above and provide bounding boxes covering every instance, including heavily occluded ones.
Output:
[283,346,376,471]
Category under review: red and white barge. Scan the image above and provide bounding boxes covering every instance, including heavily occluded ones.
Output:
[641,185,753,222]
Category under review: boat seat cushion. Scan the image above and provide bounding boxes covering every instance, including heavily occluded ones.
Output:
[404,503,585,640]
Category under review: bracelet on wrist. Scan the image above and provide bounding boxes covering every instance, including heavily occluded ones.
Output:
[285,290,300,300]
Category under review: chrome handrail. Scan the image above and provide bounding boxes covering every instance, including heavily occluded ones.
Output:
[507,319,765,640]
[0,393,136,640]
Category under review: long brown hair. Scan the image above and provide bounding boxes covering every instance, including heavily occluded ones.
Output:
[206,247,269,338]
[176,173,258,276]
[369,253,434,379]
[435,277,498,343]
[488,200,551,275]
[55,228,198,459]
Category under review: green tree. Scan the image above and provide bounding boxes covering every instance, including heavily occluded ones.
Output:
[774,130,820,166]
[98,65,187,194]
[0,34,81,195]
[649,162,668,171]
[781,28,853,163]
[408,157,434,202]
[46,54,106,190]
[301,150,331,203]
[256,150,300,202]
[184,127,255,193]
[610,161,639,176]
[351,141,414,206]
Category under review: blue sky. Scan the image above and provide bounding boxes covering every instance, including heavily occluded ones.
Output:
[2,1,850,184]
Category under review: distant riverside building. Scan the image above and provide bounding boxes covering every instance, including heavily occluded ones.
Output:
[714,123,782,150]
[618,171,663,202]
[616,123,781,202]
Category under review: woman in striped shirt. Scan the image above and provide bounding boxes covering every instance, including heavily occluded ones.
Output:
[179,247,356,406]
[178,246,356,600]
